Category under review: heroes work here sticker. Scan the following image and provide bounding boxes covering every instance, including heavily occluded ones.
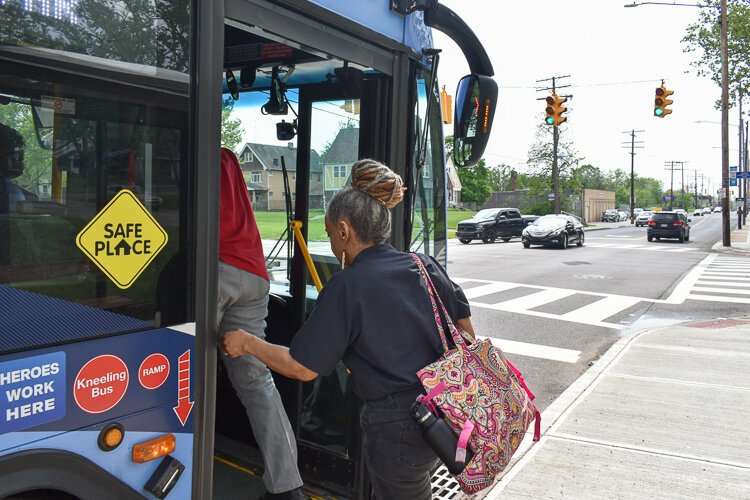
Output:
[0,352,66,434]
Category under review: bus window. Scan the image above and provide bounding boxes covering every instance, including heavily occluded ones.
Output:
[411,67,447,262]
[0,3,191,347]
[297,98,361,454]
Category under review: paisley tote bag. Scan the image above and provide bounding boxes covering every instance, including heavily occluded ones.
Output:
[411,253,540,494]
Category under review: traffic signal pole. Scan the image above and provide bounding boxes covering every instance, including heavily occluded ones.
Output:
[552,126,559,214]
[537,75,570,215]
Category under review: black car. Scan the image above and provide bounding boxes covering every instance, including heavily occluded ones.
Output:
[647,211,690,242]
[456,208,538,244]
[602,209,619,222]
[521,215,584,249]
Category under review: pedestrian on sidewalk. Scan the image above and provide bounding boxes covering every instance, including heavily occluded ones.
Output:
[217,148,306,500]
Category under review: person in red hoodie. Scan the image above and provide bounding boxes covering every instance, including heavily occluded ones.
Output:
[218,148,306,500]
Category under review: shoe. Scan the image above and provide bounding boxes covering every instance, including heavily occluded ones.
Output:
[258,487,308,500]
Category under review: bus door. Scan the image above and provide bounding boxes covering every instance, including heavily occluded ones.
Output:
[214,10,393,499]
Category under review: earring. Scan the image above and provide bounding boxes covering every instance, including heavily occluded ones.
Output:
[341,250,346,270]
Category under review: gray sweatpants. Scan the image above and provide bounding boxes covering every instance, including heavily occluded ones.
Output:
[217,261,303,493]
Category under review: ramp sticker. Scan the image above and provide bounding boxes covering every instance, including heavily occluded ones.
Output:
[76,189,168,289]
[0,352,66,434]
[139,353,170,390]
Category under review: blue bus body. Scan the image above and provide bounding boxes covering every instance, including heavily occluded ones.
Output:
[0,0,494,497]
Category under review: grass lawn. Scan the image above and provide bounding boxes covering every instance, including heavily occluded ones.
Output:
[256,208,476,241]
[255,210,329,241]
[447,208,474,237]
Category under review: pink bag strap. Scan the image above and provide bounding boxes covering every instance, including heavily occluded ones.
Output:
[411,253,451,352]
[507,359,535,401]
[411,253,468,350]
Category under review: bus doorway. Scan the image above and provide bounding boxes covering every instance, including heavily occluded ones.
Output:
[213,17,390,500]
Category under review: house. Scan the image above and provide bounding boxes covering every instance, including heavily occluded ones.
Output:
[319,127,358,208]
[237,142,322,211]
[446,157,462,208]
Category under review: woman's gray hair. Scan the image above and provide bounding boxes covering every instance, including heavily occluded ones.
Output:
[326,159,405,245]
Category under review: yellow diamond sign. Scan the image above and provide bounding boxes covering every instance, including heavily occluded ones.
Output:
[76,189,168,289]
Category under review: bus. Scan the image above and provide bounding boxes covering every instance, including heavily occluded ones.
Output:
[0,0,496,498]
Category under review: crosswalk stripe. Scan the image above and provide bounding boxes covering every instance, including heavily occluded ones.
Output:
[699,277,749,282]
[692,286,750,295]
[470,300,623,329]
[559,295,641,324]
[462,282,517,299]
[477,336,581,364]
[689,293,750,304]
[696,280,750,287]
[484,288,574,310]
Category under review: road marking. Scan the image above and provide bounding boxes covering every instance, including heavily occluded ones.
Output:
[453,253,745,330]
[692,286,750,295]
[688,294,750,304]
[487,288,574,310]
[460,281,518,299]
[559,295,641,325]
[478,336,581,364]
[696,280,750,287]
[698,275,749,281]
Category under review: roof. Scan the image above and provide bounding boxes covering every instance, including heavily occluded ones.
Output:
[239,142,322,173]
[321,128,359,164]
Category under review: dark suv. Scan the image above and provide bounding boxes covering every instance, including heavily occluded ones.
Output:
[647,211,690,243]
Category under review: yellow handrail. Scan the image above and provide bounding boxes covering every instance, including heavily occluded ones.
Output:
[290,220,323,292]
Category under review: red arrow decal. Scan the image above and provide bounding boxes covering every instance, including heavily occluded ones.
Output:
[173,350,194,426]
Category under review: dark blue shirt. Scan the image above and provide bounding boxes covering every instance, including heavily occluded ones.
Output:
[289,244,471,400]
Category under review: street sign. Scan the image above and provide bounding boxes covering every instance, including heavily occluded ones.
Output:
[548,192,555,200]
[730,178,738,187]
[662,195,675,202]
[730,165,738,171]
[736,171,750,179]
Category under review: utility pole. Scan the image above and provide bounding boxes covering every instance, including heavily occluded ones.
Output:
[721,0,730,245]
[745,120,748,224]
[537,75,571,214]
[664,161,676,209]
[622,130,644,223]
[677,161,687,209]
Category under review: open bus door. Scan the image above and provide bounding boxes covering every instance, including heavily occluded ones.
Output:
[210,1,497,498]
[212,11,394,499]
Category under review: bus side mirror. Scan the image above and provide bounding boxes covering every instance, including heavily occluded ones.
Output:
[453,74,497,168]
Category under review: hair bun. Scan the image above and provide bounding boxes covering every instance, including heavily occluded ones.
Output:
[350,159,405,209]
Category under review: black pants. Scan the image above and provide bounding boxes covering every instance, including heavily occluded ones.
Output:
[360,390,439,500]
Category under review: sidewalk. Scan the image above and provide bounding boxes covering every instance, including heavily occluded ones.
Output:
[475,228,750,499]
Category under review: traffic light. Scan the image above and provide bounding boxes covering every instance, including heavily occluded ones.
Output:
[655,84,674,117]
[545,93,568,126]
[545,96,556,125]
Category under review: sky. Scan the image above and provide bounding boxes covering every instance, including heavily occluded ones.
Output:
[434,0,736,198]
[233,1,739,200]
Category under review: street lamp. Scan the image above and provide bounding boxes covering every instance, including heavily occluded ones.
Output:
[626,0,730,246]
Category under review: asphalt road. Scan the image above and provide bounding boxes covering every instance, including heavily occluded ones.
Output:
[443,212,747,412]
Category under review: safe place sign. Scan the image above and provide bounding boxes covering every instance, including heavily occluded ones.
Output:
[76,189,168,289]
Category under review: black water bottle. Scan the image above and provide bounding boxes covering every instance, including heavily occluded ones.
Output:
[410,401,473,475]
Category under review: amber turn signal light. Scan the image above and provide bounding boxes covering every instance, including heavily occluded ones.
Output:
[98,423,125,451]
[132,433,176,463]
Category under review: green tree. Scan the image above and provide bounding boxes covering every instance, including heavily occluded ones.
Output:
[0,103,52,194]
[526,121,582,212]
[456,159,494,208]
[683,0,750,106]
[220,97,244,151]
[568,164,608,191]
